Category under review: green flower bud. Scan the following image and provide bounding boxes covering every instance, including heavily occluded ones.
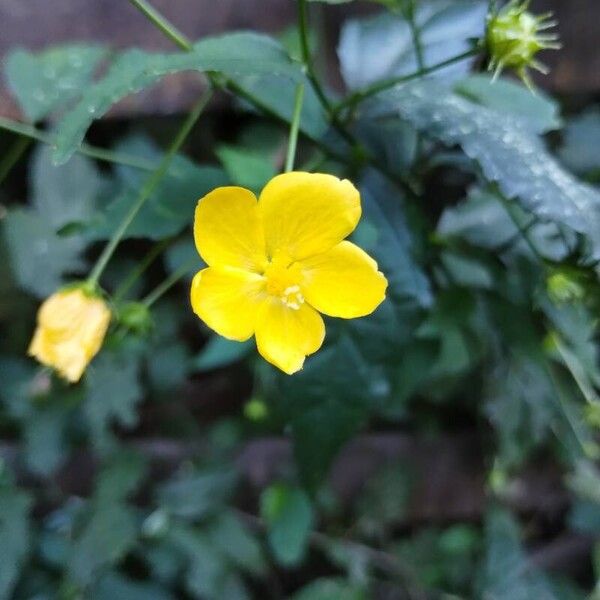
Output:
[485,1,560,88]
[546,271,585,305]
[118,301,153,335]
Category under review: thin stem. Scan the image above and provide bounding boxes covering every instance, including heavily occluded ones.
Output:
[113,238,173,303]
[142,257,198,307]
[284,83,305,172]
[497,191,547,265]
[0,136,30,186]
[336,49,479,114]
[297,0,333,114]
[87,90,212,287]
[405,0,425,72]
[0,117,156,171]
[128,0,192,51]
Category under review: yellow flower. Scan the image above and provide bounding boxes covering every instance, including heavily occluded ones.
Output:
[190,172,387,374]
[28,286,111,383]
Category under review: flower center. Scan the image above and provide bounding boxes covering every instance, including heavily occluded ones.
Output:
[263,261,304,310]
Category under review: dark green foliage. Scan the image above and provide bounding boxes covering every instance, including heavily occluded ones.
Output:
[1,0,599,597]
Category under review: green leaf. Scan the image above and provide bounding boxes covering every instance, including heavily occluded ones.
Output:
[89,156,227,241]
[157,469,236,519]
[83,350,142,452]
[30,144,103,229]
[558,107,600,177]
[455,75,560,134]
[0,486,32,599]
[270,335,375,490]
[95,451,148,504]
[5,44,107,122]
[292,578,367,600]
[260,483,313,566]
[236,74,330,142]
[358,170,431,304]
[166,524,247,600]
[92,572,175,600]
[207,511,266,576]
[193,336,252,372]
[23,403,71,476]
[368,81,600,260]
[216,144,276,191]
[338,1,485,90]
[68,503,138,586]
[3,208,85,297]
[53,33,301,163]
[477,508,555,600]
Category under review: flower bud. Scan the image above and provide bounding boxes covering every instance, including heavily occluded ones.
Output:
[28,284,111,383]
[118,301,153,335]
[546,271,585,305]
[486,1,560,87]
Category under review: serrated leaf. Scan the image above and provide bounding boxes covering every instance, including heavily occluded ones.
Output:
[260,483,313,566]
[83,350,142,452]
[273,335,374,490]
[292,578,367,600]
[455,75,560,134]
[68,503,138,586]
[558,107,600,177]
[358,170,431,304]
[0,486,32,599]
[30,144,102,229]
[478,508,555,600]
[207,511,266,576]
[216,144,276,191]
[3,208,85,297]
[95,451,147,504]
[236,74,330,142]
[368,81,600,260]
[89,157,227,241]
[92,572,175,600]
[53,33,302,163]
[338,1,485,90]
[157,469,236,519]
[23,404,70,476]
[5,44,107,121]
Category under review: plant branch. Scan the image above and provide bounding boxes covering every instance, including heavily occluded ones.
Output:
[128,0,192,51]
[336,49,479,115]
[142,256,198,307]
[0,117,156,171]
[87,89,212,287]
[284,83,305,172]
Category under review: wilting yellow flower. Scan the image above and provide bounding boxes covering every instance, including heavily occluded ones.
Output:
[190,172,387,374]
[28,286,111,382]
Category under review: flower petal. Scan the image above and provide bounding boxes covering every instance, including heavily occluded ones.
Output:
[255,299,325,374]
[190,266,265,341]
[299,241,387,318]
[259,172,361,261]
[194,186,266,271]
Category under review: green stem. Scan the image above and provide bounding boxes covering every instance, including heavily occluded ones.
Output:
[0,117,156,171]
[87,90,212,287]
[298,0,333,114]
[405,0,425,72]
[142,257,198,307]
[336,49,479,114]
[285,83,305,172]
[0,136,30,186]
[113,238,173,303]
[128,0,192,51]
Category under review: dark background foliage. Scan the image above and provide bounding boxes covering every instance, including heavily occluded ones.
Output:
[0,0,599,598]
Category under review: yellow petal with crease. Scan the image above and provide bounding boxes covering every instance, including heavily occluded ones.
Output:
[300,241,387,318]
[259,172,361,261]
[194,186,266,271]
[255,299,325,374]
[190,267,266,341]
